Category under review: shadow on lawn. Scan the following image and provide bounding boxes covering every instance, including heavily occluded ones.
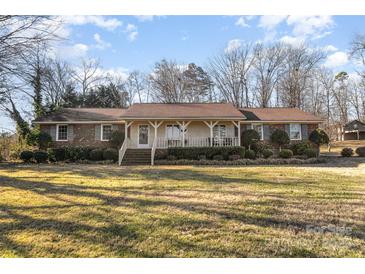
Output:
[0,166,364,257]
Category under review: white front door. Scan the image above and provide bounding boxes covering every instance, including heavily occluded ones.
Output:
[138,124,149,148]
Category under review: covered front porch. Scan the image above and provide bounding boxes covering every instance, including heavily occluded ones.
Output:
[124,120,241,149]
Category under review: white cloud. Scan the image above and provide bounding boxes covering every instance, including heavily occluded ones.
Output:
[286,16,334,37]
[63,16,122,31]
[279,35,305,46]
[134,16,155,22]
[324,51,349,68]
[57,43,89,59]
[258,15,287,30]
[322,45,338,53]
[235,16,255,28]
[225,39,242,53]
[124,24,138,42]
[101,67,129,81]
[93,33,111,50]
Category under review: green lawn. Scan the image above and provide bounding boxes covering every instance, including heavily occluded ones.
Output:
[0,161,364,257]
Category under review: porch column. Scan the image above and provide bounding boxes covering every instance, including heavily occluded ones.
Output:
[177,121,191,147]
[232,121,241,146]
[203,121,219,146]
[125,121,134,140]
[148,121,163,145]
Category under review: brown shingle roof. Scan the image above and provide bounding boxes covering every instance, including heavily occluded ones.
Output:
[122,103,245,120]
[33,108,126,123]
[239,108,323,122]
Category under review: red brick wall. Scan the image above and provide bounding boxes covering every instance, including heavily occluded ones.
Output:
[40,124,124,148]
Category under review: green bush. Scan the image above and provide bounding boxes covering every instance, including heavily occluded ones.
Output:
[20,150,34,162]
[304,148,317,158]
[27,129,52,150]
[155,149,168,160]
[309,128,329,147]
[0,153,3,162]
[242,129,260,150]
[270,129,290,150]
[262,149,274,159]
[245,149,256,159]
[109,130,125,148]
[290,141,312,155]
[33,150,48,163]
[47,148,66,162]
[103,148,118,162]
[89,148,104,161]
[251,141,271,154]
[341,147,353,157]
[167,146,245,160]
[228,154,241,161]
[66,147,92,161]
[213,154,224,161]
[279,149,293,159]
[355,147,365,157]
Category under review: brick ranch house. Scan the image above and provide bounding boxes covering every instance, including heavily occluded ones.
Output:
[33,103,323,165]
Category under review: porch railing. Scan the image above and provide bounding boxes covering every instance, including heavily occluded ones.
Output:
[156,137,239,148]
[118,138,130,165]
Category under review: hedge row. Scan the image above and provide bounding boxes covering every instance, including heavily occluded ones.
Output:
[156,157,326,166]
[166,146,245,160]
[341,146,365,157]
[20,147,119,163]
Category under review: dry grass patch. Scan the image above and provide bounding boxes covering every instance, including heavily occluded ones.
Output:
[0,162,364,257]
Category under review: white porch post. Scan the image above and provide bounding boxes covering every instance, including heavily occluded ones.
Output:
[203,121,219,146]
[148,121,163,144]
[232,121,241,146]
[125,121,134,140]
[177,121,191,147]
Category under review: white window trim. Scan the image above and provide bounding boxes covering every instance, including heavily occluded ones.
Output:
[101,124,112,141]
[165,124,181,140]
[289,123,302,141]
[251,123,264,141]
[56,124,68,141]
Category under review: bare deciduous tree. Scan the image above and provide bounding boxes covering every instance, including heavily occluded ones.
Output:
[208,45,255,107]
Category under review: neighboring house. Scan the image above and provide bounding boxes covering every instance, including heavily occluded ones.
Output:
[33,103,323,164]
[343,120,365,140]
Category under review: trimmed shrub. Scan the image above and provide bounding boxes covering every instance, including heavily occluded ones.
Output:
[66,147,92,161]
[109,130,125,149]
[270,129,290,150]
[245,149,256,159]
[355,147,365,157]
[341,147,353,157]
[198,154,207,160]
[262,149,274,159]
[290,141,312,155]
[303,148,317,158]
[213,154,224,161]
[103,148,118,162]
[242,129,260,150]
[309,128,329,157]
[47,148,66,162]
[20,150,34,162]
[228,154,241,161]
[279,149,293,159]
[167,155,177,161]
[155,149,168,160]
[89,148,104,161]
[167,146,245,160]
[33,150,48,163]
[251,141,272,155]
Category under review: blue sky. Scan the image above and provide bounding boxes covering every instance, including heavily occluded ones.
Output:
[1,15,365,131]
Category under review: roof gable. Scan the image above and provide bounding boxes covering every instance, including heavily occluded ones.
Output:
[344,120,365,131]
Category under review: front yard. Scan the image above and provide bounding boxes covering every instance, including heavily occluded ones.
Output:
[0,160,364,257]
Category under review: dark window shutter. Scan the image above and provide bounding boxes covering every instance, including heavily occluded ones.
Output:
[301,124,308,140]
[95,125,101,140]
[68,125,74,141]
[50,125,56,141]
[263,125,271,141]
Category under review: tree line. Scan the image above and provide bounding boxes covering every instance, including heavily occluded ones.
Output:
[1,16,365,141]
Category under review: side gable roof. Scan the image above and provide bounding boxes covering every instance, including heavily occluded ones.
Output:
[33,108,126,123]
[239,108,323,122]
[122,103,245,120]
[344,120,365,131]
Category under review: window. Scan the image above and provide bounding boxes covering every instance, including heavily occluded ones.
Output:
[251,123,263,140]
[101,125,112,141]
[213,125,226,139]
[166,125,181,140]
[290,124,302,140]
[57,125,68,141]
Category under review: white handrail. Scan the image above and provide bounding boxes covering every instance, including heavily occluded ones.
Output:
[118,138,130,165]
[151,138,157,166]
[156,137,239,148]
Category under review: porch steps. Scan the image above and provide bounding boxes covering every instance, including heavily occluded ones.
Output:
[121,149,152,165]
